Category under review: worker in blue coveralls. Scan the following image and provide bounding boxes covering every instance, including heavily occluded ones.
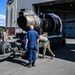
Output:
[25,24,39,68]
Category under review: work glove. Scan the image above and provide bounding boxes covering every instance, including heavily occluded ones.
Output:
[25,45,28,51]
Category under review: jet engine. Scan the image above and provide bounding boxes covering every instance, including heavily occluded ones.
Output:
[17,9,62,35]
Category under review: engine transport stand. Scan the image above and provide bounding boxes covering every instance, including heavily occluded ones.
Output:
[0,41,25,60]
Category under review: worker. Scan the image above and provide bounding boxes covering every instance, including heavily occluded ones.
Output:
[39,33,55,59]
[2,29,9,42]
[25,24,39,68]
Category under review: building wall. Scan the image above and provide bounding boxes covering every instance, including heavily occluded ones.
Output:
[63,12,75,38]
[6,0,17,27]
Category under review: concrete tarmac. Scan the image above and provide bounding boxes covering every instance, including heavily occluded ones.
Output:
[0,38,75,75]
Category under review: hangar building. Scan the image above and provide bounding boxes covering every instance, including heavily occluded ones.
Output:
[6,0,75,38]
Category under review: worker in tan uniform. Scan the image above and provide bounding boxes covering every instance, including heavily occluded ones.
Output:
[39,33,55,59]
[2,29,9,42]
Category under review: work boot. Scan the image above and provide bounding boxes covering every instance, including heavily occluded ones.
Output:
[25,64,32,68]
[32,62,35,67]
[51,54,55,59]
[42,55,45,59]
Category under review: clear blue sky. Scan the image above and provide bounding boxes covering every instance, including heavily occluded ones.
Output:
[0,0,6,15]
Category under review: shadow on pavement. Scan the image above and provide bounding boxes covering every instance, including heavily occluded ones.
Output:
[0,55,28,66]
[46,43,75,62]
